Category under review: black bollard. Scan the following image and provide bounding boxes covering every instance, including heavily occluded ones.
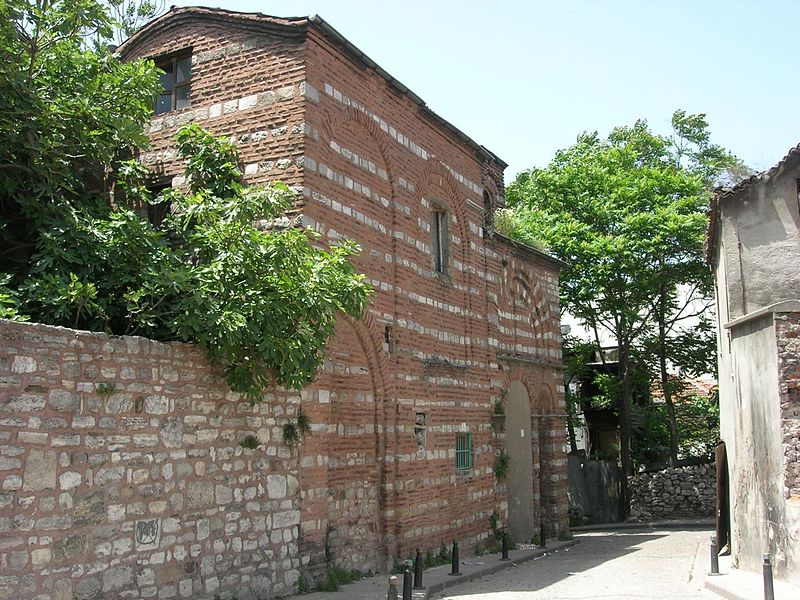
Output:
[709,536,719,575]
[501,529,510,561]
[387,575,398,600]
[763,554,775,600]
[413,547,424,589]
[450,540,461,576]
[539,524,547,548]
[402,566,412,600]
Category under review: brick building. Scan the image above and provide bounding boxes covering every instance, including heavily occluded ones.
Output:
[123,3,566,589]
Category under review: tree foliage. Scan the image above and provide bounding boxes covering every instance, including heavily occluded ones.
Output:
[0,0,161,278]
[499,112,743,496]
[1,1,373,401]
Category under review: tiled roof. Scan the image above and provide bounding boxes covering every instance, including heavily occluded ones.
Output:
[705,144,800,264]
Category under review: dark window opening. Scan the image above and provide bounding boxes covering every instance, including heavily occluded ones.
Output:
[431,207,449,274]
[384,325,394,353]
[483,190,494,233]
[155,53,191,115]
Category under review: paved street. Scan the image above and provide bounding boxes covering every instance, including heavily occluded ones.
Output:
[434,528,713,600]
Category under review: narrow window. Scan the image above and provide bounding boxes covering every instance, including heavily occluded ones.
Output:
[414,412,427,449]
[455,432,473,470]
[483,190,493,232]
[431,207,448,274]
[155,53,192,115]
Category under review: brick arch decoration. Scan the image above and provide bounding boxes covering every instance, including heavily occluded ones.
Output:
[415,160,476,361]
[500,265,555,359]
[318,105,399,191]
[415,159,471,249]
[333,311,394,565]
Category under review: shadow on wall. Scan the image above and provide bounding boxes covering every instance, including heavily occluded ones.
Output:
[567,454,623,525]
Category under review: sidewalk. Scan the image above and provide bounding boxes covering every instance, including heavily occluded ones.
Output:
[289,539,577,600]
[704,553,800,600]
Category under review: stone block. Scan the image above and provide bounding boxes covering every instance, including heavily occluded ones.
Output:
[22,449,56,491]
[187,482,213,508]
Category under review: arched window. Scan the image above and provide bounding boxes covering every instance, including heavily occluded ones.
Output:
[483,190,494,233]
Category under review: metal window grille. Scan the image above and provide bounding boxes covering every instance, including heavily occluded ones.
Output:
[455,432,473,470]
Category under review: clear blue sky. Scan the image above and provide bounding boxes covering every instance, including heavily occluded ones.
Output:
[170,0,800,182]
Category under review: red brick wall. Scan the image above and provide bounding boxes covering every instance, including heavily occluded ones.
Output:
[116,5,569,578]
[776,312,800,500]
[0,320,301,600]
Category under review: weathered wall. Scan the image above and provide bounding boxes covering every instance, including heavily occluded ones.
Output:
[0,320,301,600]
[628,464,715,521]
[715,158,800,321]
[117,5,570,579]
[723,307,800,584]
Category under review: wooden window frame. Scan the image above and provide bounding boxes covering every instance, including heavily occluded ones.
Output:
[155,52,192,115]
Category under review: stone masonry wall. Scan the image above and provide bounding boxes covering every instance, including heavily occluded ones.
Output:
[0,320,301,600]
[628,464,716,521]
[775,311,800,500]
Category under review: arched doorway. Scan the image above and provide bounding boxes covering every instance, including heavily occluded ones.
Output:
[505,380,535,543]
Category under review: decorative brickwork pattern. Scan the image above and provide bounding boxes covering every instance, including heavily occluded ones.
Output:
[775,312,800,500]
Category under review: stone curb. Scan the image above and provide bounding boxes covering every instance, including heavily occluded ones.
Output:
[570,518,714,532]
[419,539,578,599]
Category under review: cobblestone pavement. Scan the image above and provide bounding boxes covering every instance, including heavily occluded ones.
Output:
[434,528,713,599]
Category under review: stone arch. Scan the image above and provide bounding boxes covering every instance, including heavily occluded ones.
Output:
[299,312,392,575]
[319,106,399,191]
[415,161,475,361]
[500,265,555,359]
[415,160,471,250]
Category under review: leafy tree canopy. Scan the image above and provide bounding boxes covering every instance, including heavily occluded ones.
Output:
[499,111,745,478]
[0,1,373,401]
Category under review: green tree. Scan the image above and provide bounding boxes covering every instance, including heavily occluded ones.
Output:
[499,111,743,513]
[104,0,165,44]
[0,0,160,278]
[0,1,373,402]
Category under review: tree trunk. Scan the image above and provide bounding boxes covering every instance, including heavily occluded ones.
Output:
[565,393,579,453]
[617,340,633,521]
[658,281,680,466]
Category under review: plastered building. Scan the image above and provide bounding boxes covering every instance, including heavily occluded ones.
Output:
[707,146,800,585]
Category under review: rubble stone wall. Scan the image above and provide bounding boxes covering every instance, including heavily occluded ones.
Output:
[0,320,300,600]
[628,464,716,521]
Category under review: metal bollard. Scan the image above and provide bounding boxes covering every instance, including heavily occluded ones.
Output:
[709,537,719,575]
[387,575,398,600]
[501,529,510,561]
[402,566,412,600]
[413,547,424,589]
[539,524,547,548]
[450,540,461,576]
[763,554,775,600]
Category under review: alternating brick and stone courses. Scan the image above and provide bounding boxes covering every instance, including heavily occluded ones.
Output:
[0,6,569,599]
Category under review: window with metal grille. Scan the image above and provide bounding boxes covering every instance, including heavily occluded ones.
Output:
[455,432,473,470]
[155,53,191,115]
